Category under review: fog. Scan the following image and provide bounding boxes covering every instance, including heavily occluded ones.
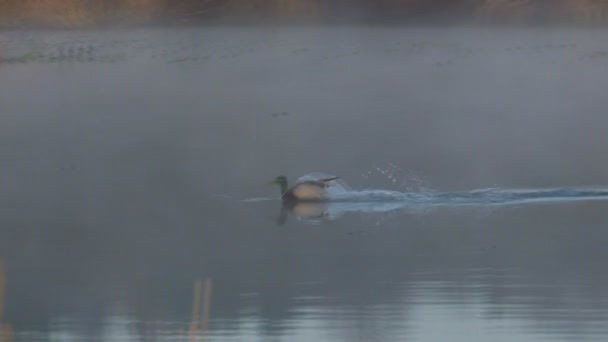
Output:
[2,26,608,341]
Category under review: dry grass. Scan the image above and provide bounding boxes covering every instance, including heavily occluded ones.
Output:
[109,0,167,23]
[0,0,167,27]
[275,0,321,19]
[7,0,99,27]
[564,0,608,23]
[477,0,533,22]
[2,0,608,27]
[220,0,320,18]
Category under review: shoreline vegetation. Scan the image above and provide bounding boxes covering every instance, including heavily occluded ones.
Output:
[0,0,607,28]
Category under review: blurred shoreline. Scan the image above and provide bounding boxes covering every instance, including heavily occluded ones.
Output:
[0,1,607,28]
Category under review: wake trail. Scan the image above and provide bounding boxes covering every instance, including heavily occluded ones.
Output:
[325,188,608,207]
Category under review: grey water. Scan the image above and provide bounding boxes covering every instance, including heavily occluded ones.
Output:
[2,27,608,341]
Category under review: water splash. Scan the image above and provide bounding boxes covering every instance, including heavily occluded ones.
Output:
[275,187,608,223]
[361,163,431,192]
[290,172,608,206]
[244,173,608,206]
[325,187,608,206]
[236,173,608,222]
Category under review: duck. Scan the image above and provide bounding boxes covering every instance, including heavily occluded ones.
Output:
[271,175,340,201]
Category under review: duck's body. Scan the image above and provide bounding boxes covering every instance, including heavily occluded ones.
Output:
[282,179,336,201]
[272,175,339,202]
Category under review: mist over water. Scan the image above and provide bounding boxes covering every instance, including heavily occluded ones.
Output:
[2,26,608,341]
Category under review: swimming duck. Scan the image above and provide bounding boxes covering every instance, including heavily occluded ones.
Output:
[271,175,339,201]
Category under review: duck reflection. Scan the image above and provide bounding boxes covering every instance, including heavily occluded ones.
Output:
[277,200,411,225]
[278,201,333,224]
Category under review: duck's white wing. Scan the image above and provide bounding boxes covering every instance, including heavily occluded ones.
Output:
[295,173,351,192]
[295,172,340,184]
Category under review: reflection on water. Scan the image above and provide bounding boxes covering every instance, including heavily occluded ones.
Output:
[189,279,212,342]
[2,206,608,341]
[2,27,608,341]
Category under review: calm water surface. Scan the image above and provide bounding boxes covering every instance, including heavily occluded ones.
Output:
[1,27,608,341]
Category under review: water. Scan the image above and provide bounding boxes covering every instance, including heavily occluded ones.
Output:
[2,27,608,341]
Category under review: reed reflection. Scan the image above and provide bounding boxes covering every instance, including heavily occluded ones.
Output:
[0,259,12,342]
[189,279,212,342]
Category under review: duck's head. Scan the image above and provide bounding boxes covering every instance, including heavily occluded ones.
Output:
[271,175,288,194]
[271,175,288,187]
